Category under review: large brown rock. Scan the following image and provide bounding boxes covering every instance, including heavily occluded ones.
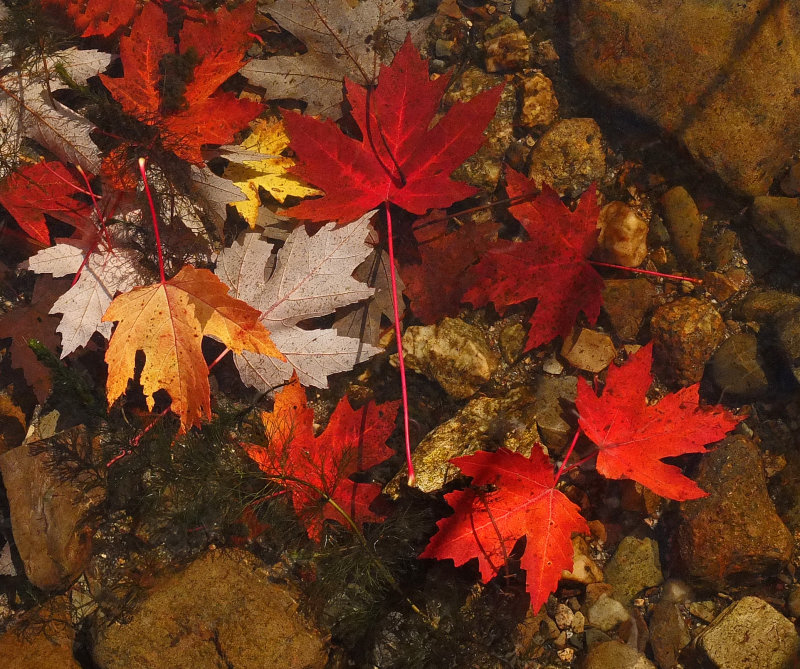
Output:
[677,437,793,590]
[0,597,80,669]
[92,549,328,669]
[570,0,800,195]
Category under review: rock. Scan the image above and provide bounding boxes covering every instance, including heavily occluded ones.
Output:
[649,600,690,669]
[0,430,103,590]
[603,536,663,605]
[542,354,563,375]
[484,17,530,72]
[91,549,327,669]
[400,317,500,399]
[702,269,749,303]
[735,289,800,323]
[677,436,793,590]
[650,297,725,385]
[529,373,578,447]
[584,640,657,669]
[384,388,540,496]
[751,196,800,255]
[570,0,800,196]
[0,597,79,669]
[499,321,527,363]
[774,308,800,384]
[596,202,649,267]
[788,585,800,618]
[709,333,769,399]
[517,70,558,128]
[781,161,800,196]
[694,597,800,669]
[0,393,25,455]
[554,603,574,630]
[602,279,658,341]
[560,328,616,373]
[527,118,606,197]
[587,593,630,632]
[562,535,604,585]
[661,187,702,262]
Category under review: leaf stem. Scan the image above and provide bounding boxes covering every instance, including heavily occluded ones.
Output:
[138,157,166,284]
[384,201,415,486]
[590,261,702,284]
[555,428,581,483]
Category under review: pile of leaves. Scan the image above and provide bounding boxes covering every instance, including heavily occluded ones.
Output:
[0,0,745,661]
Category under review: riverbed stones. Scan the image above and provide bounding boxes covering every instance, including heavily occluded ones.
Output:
[586,594,630,632]
[595,201,649,267]
[560,328,616,373]
[584,641,656,669]
[527,118,606,197]
[649,599,690,669]
[570,0,800,196]
[91,549,328,669]
[517,70,558,128]
[484,17,530,72]
[694,596,800,669]
[603,536,663,605]
[677,436,793,590]
[661,187,702,262]
[774,308,800,384]
[601,279,658,341]
[751,195,800,255]
[709,332,768,398]
[400,317,500,399]
[650,297,725,385]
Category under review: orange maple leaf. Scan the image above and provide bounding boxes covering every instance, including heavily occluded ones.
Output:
[103,265,284,432]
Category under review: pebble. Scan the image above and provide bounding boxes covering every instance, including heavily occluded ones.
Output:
[735,289,800,323]
[661,186,702,261]
[484,17,530,72]
[560,327,616,373]
[695,596,800,669]
[650,297,725,385]
[649,600,691,669]
[587,593,630,632]
[601,278,658,341]
[677,436,794,590]
[400,317,500,399]
[595,201,649,267]
[530,374,578,447]
[709,332,769,399]
[542,354,564,375]
[603,536,664,605]
[527,118,607,197]
[517,70,559,128]
[702,269,748,302]
[554,603,575,630]
[583,640,656,669]
[751,195,800,255]
[562,535,604,585]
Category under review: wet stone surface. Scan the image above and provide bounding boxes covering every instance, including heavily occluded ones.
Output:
[603,536,663,606]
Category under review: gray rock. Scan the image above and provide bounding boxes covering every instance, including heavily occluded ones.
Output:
[662,187,702,261]
[596,201,649,268]
[649,600,690,669]
[695,596,800,669]
[584,640,656,669]
[92,549,328,669]
[677,436,793,590]
[587,593,630,632]
[604,536,663,605]
[709,333,769,399]
[751,196,800,255]
[570,0,800,196]
[527,118,606,197]
[400,317,500,399]
[650,297,725,385]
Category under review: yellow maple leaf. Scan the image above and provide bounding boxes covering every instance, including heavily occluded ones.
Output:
[225,118,320,227]
[103,265,284,432]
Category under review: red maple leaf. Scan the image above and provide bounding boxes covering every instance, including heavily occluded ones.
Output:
[0,161,93,245]
[99,2,262,164]
[420,448,589,613]
[42,0,139,37]
[242,376,400,541]
[282,36,503,223]
[400,216,500,324]
[463,168,603,351]
[576,342,744,500]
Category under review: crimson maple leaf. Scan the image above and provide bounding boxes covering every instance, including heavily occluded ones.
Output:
[420,448,589,613]
[0,161,93,245]
[99,2,262,164]
[42,0,139,37]
[463,168,603,351]
[282,36,503,223]
[242,377,400,541]
[576,342,743,500]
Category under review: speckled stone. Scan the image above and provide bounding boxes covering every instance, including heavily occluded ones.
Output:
[596,201,649,267]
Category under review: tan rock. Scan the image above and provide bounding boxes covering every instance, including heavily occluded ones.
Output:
[596,201,648,267]
[517,70,558,128]
[560,328,616,373]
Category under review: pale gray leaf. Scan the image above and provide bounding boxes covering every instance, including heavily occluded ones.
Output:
[216,230,275,306]
[50,48,114,89]
[189,165,245,225]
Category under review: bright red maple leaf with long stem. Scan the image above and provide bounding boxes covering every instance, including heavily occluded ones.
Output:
[284,36,502,484]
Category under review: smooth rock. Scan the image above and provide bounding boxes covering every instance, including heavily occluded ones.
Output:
[91,549,328,669]
[604,536,663,605]
[484,17,530,72]
[560,328,616,373]
[400,317,500,399]
[702,269,749,303]
[602,279,658,341]
[384,388,540,496]
[596,201,649,267]
[661,187,702,262]
[517,70,558,128]
[774,308,800,384]
[649,600,691,669]
[751,196,800,255]
[584,640,656,669]
[587,593,630,632]
[735,289,800,323]
[695,597,800,669]
[677,436,793,590]
[0,433,103,590]
[499,321,527,363]
[570,0,800,195]
[527,118,606,197]
[650,297,725,385]
[529,374,578,447]
[709,333,769,399]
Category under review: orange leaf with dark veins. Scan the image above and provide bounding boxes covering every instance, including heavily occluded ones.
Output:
[463,168,603,351]
[283,36,503,224]
[42,0,139,37]
[420,448,589,613]
[242,376,399,541]
[576,342,744,500]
